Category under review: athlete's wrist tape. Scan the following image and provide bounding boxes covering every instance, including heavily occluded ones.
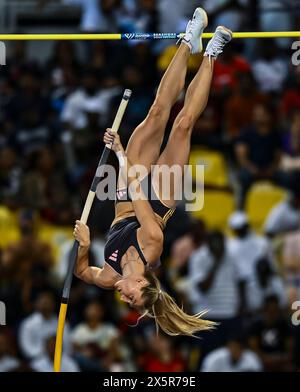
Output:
[116,151,126,167]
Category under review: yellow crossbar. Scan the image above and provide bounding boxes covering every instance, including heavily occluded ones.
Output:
[0,31,299,40]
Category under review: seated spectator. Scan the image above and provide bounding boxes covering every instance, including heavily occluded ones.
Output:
[252,39,288,93]
[71,300,119,352]
[212,43,251,95]
[248,295,295,372]
[247,257,287,312]
[71,300,127,372]
[61,68,120,131]
[280,67,300,120]
[191,103,224,150]
[9,107,53,156]
[10,109,53,158]
[264,183,300,237]
[59,0,120,33]
[119,65,154,126]
[281,110,300,171]
[47,41,80,76]
[101,336,136,372]
[4,70,51,136]
[281,231,300,307]
[168,220,207,294]
[46,41,81,109]
[5,42,39,82]
[18,291,71,360]
[225,72,268,138]
[31,335,79,372]
[157,0,187,34]
[201,335,262,372]
[0,330,21,372]
[0,146,22,207]
[259,0,294,49]
[139,333,187,372]
[228,211,274,313]
[187,231,245,351]
[202,0,246,31]
[3,210,53,290]
[282,110,300,157]
[235,103,288,207]
[20,148,71,223]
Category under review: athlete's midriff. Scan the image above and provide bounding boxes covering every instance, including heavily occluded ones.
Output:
[112,201,166,230]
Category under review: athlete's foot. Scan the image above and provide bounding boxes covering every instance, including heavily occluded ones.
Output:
[181,8,208,54]
[204,26,233,59]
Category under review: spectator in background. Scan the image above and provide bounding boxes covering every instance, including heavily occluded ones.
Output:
[248,295,294,372]
[201,335,262,372]
[247,257,287,313]
[10,109,53,158]
[252,39,288,93]
[5,70,51,137]
[281,231,300,307]
[31,336,79,372]
[202,0,246,31]
[47,41,80,75]
[281,110,300,172]
[60,0,120,33]
[228,211,273,313]
[5,42,37,82]
[71,300,119,350]
[259,0,294,48]
[46,41,80,112]
[168,220,207,296]
[188,231,245,351]
[225,72,268,138]
[282,110,300,156]
[0,330,21,372]
[212,42,251,95]
[264,183,300,237]
[119,64,154,126]
[157,0,187,34]
[20,148,70,223]
[61,69,112,131]
[2,211,54,313]
[61,70,102,130]
[280,67,300,120]
[191,103,224,150]
[139,333,187,372]
[19,291,71,360]
[235,103,287,208]
[0,146,22,207]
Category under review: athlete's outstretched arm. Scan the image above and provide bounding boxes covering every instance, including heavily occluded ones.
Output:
[73,221,103,284]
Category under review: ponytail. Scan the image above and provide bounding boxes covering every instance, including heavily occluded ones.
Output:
[141,273,216,337]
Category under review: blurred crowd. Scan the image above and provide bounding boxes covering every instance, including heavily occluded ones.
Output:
[1,0,300,373]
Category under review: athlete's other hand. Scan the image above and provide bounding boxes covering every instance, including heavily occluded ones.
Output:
[73,220,90,247]
[104,129,123,153]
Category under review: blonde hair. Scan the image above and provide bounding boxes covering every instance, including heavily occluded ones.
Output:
[140,273,217,337]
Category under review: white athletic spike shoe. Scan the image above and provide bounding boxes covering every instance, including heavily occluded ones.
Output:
[204,26,233,59]
[181,8,208,54]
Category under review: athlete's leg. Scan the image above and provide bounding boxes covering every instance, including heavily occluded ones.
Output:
[154,27,233,206]
[125,43,189,172]
[125,8,208,173]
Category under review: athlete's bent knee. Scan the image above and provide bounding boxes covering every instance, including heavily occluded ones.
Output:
[174,113,194,135]
[148,100,166,120]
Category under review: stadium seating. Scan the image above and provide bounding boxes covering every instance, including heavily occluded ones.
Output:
[0,206,20,247]
[245,181,287,231]
[190,190,236,230]
[189,148,229,188]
